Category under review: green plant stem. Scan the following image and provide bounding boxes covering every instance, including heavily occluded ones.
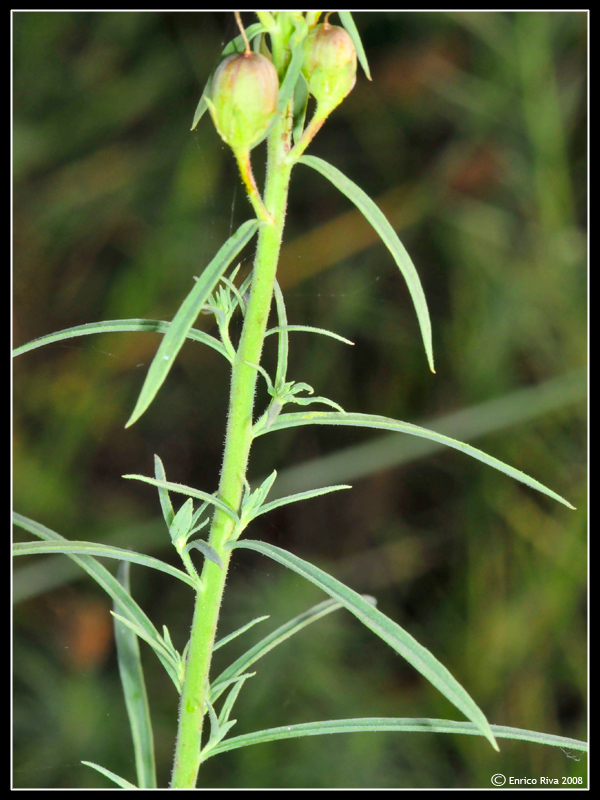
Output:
[170,102,294,790]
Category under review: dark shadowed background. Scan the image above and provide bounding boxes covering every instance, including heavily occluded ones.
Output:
[13,11,587,788]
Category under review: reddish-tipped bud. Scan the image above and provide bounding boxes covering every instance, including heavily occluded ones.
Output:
[207,52,279,152]
[302,23,357,113]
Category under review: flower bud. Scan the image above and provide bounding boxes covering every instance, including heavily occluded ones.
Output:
[207,52,279,152]
[302,23,357,112]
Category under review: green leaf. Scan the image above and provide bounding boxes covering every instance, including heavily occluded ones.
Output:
[256,410,575,509]
[292,71,310,144]
[210,597,360,706]
[111,612,183,692]
[81,761,138,789]
[272,281,289,394]
[13,540,197,589]
[231,539,499,751]
[203,718,588,759]
[253,484,352,520]
[125,219,259,427]
[12,513,182,691]
[338,11,372,80]
[122,474,240,523]
[298,155,434,373]
[218,673,254,729]
[12,319,228,360]
[185,539,224,570]
[114,562,157,789]
[154,454,175,529]
[213,615,270,651]
[191,22,267,131]
[169,498,194,549]
[265,324,354,346]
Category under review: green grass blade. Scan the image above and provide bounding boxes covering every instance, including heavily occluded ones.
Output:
[12,512,182,690]
[81,761,137,789]
[122,475,239,523]
[125,219,259,428]
[232,539,499,751]
[12,319,228,360]
[114,562,157,789]
[257,411,574,508]
[298,155,434,372]
[338,11,372,80]
[13,540,197,589]
[209,598,357,706]
[204,717,588,759]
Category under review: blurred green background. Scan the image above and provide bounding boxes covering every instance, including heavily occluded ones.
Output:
[13,11,587,789]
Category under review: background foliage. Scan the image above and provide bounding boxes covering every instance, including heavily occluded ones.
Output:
[13,11,586,789]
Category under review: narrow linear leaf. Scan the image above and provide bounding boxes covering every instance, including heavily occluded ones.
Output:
[232,539,499,751]
[125,219,259,428]
[273,281,289,395]
[13,540,197,589]
[12,319,228,360]
[338,11,372,80]
[298,155,434,373]
[253,484,352,520]
[292,70,310,144]
[123,474,239,523]
[114,562,157,789]
[110,612,181,691]
[214,616,270,652]
[185,539,224,570]
[12,513,181,691]
[81,761,137,789]
[204,718,588,759]
[257,411,574,509]
[218,673,255,729]
[154,454,175,530]
[210,597,374,706]
[265,324,354,346]
[169,498,194,548]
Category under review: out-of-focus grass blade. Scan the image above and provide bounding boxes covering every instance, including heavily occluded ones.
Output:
[338,11,372,80]
[81,761,137,789]
[125,219,259,428]
[257,411,575,509]
[204,718,588,759]
[232,539,499,751]
[13,540,196,589]
[12,513,182,690]
[298,155,434,373]
[210,598,363,706]
[12,319,229,360]
[114,562,157,789]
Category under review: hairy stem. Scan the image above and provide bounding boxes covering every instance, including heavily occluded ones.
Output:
[170,102,294,790]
